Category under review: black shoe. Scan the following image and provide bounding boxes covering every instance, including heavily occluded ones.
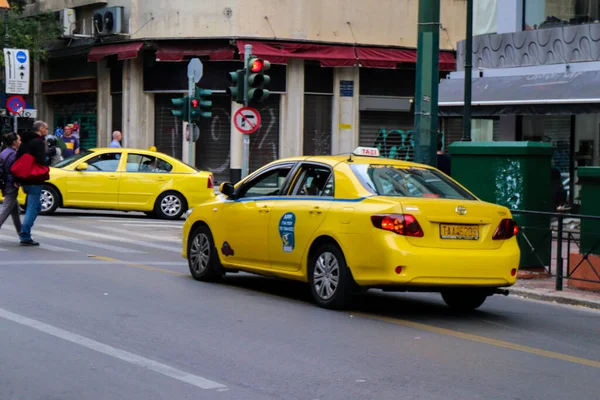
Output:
[20,240,40,246]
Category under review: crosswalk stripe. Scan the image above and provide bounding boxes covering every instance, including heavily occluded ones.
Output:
[33,230,145,254]
[122,223,182,229]
[0,234,78,252]
[92,225,180,243]
[37,224,181,253]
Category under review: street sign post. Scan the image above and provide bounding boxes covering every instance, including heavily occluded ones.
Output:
[4,49,30,95]
[234,106,261,179]
[186,58,203,166]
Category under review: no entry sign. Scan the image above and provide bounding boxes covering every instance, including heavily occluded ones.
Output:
[233,106,261,135]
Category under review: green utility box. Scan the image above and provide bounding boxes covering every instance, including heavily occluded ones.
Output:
[578,167,600,256]
[448,142,554,269]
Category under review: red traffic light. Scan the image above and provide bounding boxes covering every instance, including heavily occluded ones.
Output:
[250,59,264,73]
[191,99,199,108]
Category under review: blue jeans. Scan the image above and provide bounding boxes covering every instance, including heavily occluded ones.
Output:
[20,184,42,242]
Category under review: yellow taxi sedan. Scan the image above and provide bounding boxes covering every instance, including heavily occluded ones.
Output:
[6,148,214,220]
[182,147,520,311]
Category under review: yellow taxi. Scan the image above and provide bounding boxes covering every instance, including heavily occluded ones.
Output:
[182,147,520,310]
[4,148,214,220]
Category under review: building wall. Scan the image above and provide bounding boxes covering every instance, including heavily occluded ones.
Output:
[40,0,466,50]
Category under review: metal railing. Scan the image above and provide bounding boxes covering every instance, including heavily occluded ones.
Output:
[511,210,600,291]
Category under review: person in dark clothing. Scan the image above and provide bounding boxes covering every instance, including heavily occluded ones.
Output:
[436,138,452,176]
[0,132,23,237]
[15,120,50,246]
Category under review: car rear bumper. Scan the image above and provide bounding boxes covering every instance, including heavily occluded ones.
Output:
[341,233,520,288]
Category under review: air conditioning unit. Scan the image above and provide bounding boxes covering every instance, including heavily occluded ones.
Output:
[93,6,125,36]
[59,8,77,37]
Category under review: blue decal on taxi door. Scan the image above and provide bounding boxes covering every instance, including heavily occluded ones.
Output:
[278,212,296,252]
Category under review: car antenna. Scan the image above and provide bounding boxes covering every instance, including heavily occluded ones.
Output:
[347,153,354,163]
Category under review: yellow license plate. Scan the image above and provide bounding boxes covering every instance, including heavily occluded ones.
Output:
[440,224,479,240]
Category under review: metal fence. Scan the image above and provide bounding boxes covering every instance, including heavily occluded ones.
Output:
[512,210,600,291]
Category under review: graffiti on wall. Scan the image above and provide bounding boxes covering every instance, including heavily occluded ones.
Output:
[372,128,446,160]
[249,105,279,172]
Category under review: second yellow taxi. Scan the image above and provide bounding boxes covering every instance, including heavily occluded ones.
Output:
[11,148,215,220]
[182,147,520,311]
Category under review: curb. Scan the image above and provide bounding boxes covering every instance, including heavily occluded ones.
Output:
[509,287,600,310]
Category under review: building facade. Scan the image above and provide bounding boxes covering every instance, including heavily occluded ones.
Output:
[25,0,466,182]
[439,0,600,206]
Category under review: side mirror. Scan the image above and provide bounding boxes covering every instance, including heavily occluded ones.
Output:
[75,162,88,171]
[219,182,235,197]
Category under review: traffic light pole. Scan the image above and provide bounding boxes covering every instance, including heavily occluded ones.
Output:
[241,44,252,179]
[413,0,440,167]
[461,0,473,142]
[188,76,195,167]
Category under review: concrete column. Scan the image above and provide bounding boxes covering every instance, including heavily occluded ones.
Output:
[33,60,52,125]
[331,67,360,155]
[230,101,243,183]
[96,59,112,147]
[280,59,304,157]
[122,57,153,149]
[497,0,523,34]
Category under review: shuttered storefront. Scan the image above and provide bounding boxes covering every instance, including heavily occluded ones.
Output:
[196,95,231,184]
[522,115,571,173]
[249,95,281,173]
[359,111,415,160]
[303,94,333,155]
[52,93,98,150]
[154,94,183,160]
[441,117,500,150]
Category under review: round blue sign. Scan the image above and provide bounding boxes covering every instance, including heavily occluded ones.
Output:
[16,51,27,63]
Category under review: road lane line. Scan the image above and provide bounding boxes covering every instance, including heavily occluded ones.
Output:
[32,231,145,254]
[0,234,78,252]
[123,223,183,229]
[38,225,181,253]
[90,225,180,243]
[355,312,600,369]
[88,255,188,276]
[0,307,227,390]
[0,260,187,267]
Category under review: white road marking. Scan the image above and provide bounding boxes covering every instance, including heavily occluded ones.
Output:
[0,234,78,252]
[122,223,182,229]
[0,260,187,266]
[92,225,180,243]
[92,219,183,226]
[0,307,227,390]
[33,230,145,254]
[38,225,181,253]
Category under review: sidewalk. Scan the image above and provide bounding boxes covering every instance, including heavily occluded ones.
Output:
[510,273,600,310]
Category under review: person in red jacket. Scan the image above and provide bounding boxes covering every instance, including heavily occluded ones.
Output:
[15,120,49,246]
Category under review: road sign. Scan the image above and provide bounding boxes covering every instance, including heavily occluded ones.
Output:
[233,106,261,135]
[6,95,25,115]
[4,48,30,95]
[187,58,203,84]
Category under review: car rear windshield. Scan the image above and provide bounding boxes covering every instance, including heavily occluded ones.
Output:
[350,164,476,200]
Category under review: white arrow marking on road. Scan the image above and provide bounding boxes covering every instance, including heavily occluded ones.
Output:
[0,307,227,390]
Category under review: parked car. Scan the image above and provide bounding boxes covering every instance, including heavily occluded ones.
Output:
[182,147,520,311]
[1,148,214,220]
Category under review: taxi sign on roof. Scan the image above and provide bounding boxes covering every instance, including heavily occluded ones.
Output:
[353,147,380,157]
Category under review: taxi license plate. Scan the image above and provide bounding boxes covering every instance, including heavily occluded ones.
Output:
[440,224,479,240]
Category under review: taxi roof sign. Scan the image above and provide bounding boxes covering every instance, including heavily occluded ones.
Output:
[353,147,380,157]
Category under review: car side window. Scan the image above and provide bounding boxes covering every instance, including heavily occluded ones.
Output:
[291,165,333,197]
[84,153,120,172]
[239,167,293,198]
[127,154,173,173]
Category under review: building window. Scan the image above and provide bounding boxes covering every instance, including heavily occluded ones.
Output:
[524,0,600,30]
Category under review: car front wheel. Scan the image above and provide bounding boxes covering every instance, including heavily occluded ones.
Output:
[188,226,224,282]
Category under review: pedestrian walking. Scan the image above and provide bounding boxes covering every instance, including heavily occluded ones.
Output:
[13,121,50,246]
[109,130,122,148]
[0,132,23,237]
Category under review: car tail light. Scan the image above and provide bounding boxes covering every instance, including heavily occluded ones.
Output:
[207,174,214,189]
[493,219,519,240]
[371,214,424,237]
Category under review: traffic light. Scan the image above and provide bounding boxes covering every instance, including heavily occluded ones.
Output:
[170,96,189,122]
[227,69,245,104]
[189,87,213,122]
[246,56,270,103]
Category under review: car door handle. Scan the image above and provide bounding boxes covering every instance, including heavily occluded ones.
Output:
[108,175,118,180]
[259,205,270,214]
[309,207,322,215]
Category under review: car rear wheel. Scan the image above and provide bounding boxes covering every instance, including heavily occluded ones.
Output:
[308,243,354,309]
[40,186,60,215]
[441,290,488,312]
[188,226,224,282]
[155,192,186,220]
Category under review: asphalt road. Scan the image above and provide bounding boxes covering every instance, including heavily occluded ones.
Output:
[0,211,599,400]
